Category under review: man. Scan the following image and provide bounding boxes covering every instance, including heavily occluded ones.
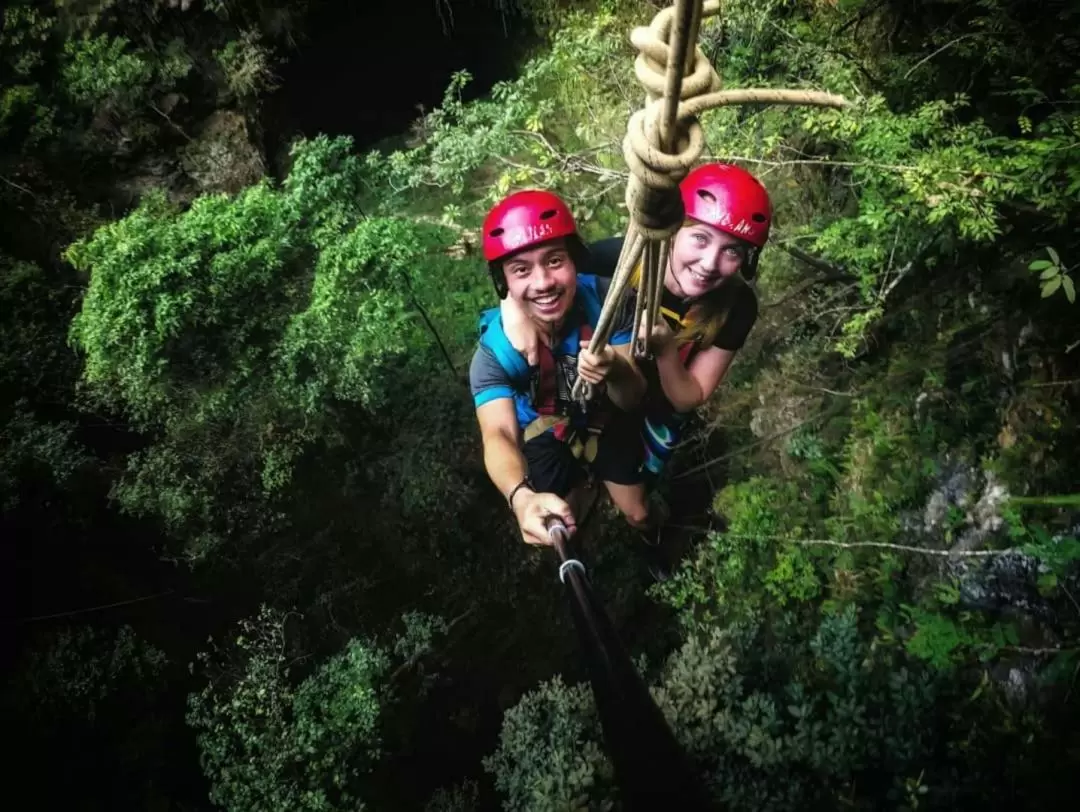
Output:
[469,190,648,546]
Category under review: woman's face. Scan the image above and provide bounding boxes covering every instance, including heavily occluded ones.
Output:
[667,220,748,299]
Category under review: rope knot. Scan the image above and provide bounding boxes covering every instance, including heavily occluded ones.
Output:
[622,1,721,240]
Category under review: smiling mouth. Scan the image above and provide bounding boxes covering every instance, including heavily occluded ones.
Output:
[688,267,719,285]
[530,291,563,311]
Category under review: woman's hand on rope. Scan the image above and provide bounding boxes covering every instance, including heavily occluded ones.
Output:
[638,318,677,358]
[499,296,541,366]
[514,491,576,546]
[577,341,618,386]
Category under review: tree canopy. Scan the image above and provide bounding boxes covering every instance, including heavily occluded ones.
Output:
[4,1,1078,810]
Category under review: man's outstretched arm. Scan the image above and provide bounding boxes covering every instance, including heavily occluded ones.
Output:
[475,399,576,545]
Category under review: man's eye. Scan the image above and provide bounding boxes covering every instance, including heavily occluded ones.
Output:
[694,234,708,247]
[547,254,566,267]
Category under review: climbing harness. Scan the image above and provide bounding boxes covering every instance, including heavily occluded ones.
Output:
[572,0,850,404]
[546,517,715,809]
[478,273,617,459]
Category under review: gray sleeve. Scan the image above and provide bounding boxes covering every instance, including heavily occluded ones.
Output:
[469,344,517,408]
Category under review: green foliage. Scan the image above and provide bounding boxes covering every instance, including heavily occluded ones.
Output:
[215,28,278,100]
[363,6,629,227]
[0,254,80,390]
[393,611,450,662]
[655,477,820,629]
[698,1,1080,356]
[277,216,445,414]
[424,779,481,812]
[67,135,464,559]
[1029,246,1075,303]
[0,256,89,508]
[1003,506,1080,585]
[0,401,88,510]
[492,612,941,811]
[828,400,935,543]
[0,4,57,143]
[8,1,1080,809]
[68,183,300,425]
[483,676,614,812]
[12,624,167,725]
[1,4,53,76]
[186,605,391,812]
[61,33,191,110]
[899,604,1017,671]
[653,614,938,811]
[60,33,153,106]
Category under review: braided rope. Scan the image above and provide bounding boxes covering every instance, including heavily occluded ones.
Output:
[573,0,849,402]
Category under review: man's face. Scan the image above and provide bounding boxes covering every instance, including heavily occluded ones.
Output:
[502,239,577,327]
[668,221,748,298]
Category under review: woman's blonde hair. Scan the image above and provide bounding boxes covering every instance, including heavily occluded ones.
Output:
[675,277,747,346]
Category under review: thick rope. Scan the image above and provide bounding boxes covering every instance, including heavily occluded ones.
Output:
[573,0,849,402]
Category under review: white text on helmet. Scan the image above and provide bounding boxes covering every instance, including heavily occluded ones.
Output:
[700,199,753,236]
[503,223,555,251]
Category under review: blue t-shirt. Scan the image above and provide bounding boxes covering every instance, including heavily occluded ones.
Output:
[469,274,634,425]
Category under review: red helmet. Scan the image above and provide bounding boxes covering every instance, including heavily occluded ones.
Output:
[481,190,579,263]
[680,163,772,248]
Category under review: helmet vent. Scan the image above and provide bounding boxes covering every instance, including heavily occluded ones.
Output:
[696,189,717,205]
[539,208,558,220]
[751,213,767,223]
[489,227,505,237]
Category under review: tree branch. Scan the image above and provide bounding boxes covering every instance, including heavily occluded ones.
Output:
[903,34,982,80]
[399,270,457,376]
[388,607,476,685]
[776,242,853,278]
[762,246,856,310]
[673,407,838,480]
[148,102,193,142]
[789,538,1014,557]
[0,174,35,197]
[16,590,176,623]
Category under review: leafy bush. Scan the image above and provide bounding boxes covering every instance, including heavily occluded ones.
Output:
[654,477,820,630]
[483,676,614,812]
[186,605,390,812]
[12,624,167,725]
[215,28,278,100]
[62,33,191,111]
[489,613,941,812]
[67,135,464,560]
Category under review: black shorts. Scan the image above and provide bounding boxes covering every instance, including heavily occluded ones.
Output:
[522,408,645,497]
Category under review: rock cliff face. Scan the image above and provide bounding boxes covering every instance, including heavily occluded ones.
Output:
[905,462,1077,700]
[180,110,267,195]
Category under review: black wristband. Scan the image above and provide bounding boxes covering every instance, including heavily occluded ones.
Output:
[506,477,534,511]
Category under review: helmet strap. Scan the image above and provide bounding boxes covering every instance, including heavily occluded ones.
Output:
[742,247,761,281]
[488,262,509,299]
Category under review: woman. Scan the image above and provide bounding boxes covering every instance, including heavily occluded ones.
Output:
[501,162,771,482]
